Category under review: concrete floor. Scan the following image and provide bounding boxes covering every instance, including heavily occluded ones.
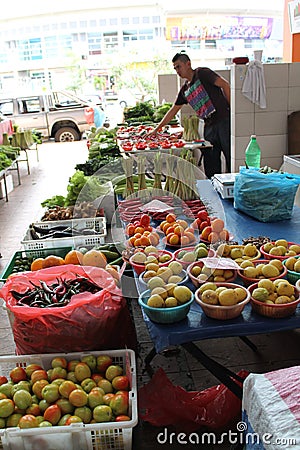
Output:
[0,141,300,450]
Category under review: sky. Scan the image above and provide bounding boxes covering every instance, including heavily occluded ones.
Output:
[3,0,285,20]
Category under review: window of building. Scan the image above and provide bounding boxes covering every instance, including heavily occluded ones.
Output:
[205,39,216,49]
[80,21,87,28]
[110,18,117,26]
[19,38,42,61]
[142,16,150,24]
[132,17,140,24]
[99,19,106,27]
[60,22,67,30]
[121,17,129,25]
[152,16,160,23]
[103,32,118,50]
[89,20,97,28]
[70,21,77,29]
[88,32,102,54]
[123,29,153,43]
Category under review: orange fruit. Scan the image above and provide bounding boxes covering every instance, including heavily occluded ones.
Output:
[174,225,184,236]
[64,250,84,265]
[42,255,65,268]
[219,229,230,241]
[134,226,144,235]
[148,232,160,246]
[165,226,175,235]
[140,235,150,247]
[176,219,188,230]
[184,231,195,242]
[167,233,180,246]
[159,220,167,231]
[208,231,219,243]
[82,250,107,268]
[166,213,177,223]
[211,218,224,233]
[180,235,190,246]
[31,258,45,271]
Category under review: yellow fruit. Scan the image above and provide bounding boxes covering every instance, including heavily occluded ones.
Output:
[234,287,247,302]
[64,250,84,265]
[240,260,254,269]
[145,255,158,264]
[276,281,294,297]
[145,263,159,272]
[147,276,166,290]
[164,283,177,296]
[151,287,168,299]
[269,247,282,256]
[165,297,178,308]
[144,246,159,255]
[131,252,147,264]
[168,261,183,275]
[243,244,257,257]
[258,278,275,293]
[190,265,201,277]
[289,244,300,254]
[196,247,208,258]
[243,267,257,279]
[82,250,107,268]
[294,260,300,273]
[201,289,219,305]
[218,288,239,306]
[198,282,217,294]
[276,245,287,256]
[230,248,243,259]
[261,264,279,278]
[213,276,226,282]
[255,264,265,276]
[168,275,183,284]
[252,287,269,302]
[269,259,283,271]
[223,270,235,280]
[275,239,288,248]
[263,242,274,253]
[275,295,292,304]
[216,244,231,257]
[216,286,227,295]
[182,252,196,263]
[173,286,192,304]
[143,270,158,280]
[147,294,164,308]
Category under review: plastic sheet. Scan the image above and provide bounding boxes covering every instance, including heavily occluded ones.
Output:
[139,367,249,433]
[0,264,137,354]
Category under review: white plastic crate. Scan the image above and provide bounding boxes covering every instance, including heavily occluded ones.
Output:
[21,217,107,250]
[0,349,137,450]
[33,216,106,233]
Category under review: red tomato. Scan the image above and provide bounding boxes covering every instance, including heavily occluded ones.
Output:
[197,210,208,221]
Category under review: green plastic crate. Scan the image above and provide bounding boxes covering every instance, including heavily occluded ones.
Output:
[0,246,73,282]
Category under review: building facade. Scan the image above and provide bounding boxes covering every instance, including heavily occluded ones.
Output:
[0,2,284,96]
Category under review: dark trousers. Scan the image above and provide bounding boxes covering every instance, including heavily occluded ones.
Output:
[203,117,231,178]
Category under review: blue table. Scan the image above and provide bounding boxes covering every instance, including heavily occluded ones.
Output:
[137,180,300,398]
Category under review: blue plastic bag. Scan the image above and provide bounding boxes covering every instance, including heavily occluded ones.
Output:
[93,106,106,128]
[234,167,300,222]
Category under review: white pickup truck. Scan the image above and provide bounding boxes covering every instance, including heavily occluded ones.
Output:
[0,91,96,142]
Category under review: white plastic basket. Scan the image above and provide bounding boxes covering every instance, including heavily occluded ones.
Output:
[21,217,107,250]
[34,217,106,233]
[0,349,137,450]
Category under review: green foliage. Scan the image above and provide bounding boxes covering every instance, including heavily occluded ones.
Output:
[41,195,66,208]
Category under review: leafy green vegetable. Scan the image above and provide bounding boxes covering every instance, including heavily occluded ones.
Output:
[41,195,66,208]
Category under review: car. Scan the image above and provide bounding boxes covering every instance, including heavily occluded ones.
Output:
[79,93,103,107]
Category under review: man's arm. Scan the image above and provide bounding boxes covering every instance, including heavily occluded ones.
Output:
[151,103,182,134]
[215,76,230,105]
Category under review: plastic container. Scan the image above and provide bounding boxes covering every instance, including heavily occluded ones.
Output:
[245,135,261,168]
[129,250,174,275]
[174,246,216,270]
[283,255,300,285]
[138,289,194,324]
[187,260,237,288]
[195,282,250,320]
[248,282,300,318]
[0,349,137,450]
[260,242,299,262]
[138,269,188,291]
[21,217,107,250]
[237,259,288,287]
[0,247,72,282]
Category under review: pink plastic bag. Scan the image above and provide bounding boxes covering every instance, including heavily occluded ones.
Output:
[139,367,249,433]
[1,264,137,354]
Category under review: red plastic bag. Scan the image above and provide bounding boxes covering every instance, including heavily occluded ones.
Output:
[0,264,137,354]
[84,106,94,124]
[139,367,249,433]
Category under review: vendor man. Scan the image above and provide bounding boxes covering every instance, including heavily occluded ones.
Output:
[151,52,231,178]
